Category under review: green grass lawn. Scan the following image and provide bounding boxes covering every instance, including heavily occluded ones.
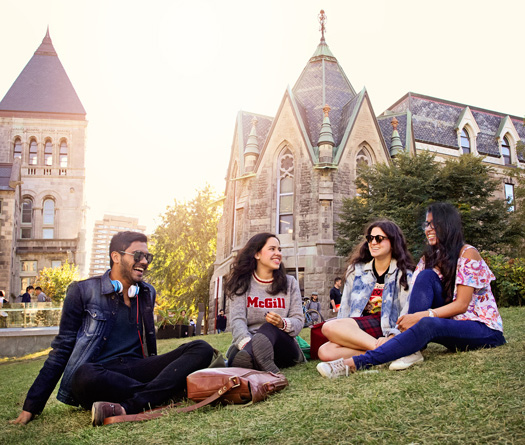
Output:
[1,307,524,444]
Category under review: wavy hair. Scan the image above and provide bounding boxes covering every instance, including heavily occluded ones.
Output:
[423,202,464,303]
[224,233,288,297]
[346,220,415,290]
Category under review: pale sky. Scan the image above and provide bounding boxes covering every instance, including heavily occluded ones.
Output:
[1,0,524,242]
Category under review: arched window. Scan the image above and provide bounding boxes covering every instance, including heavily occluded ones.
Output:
[356,147,372,168]
[29,140,38,165]
[13,138,22,160]
[460,128,471,154]
[44,140,53,166]
[277,149,294,235]
[59,141,68,167]
[21,199,33,239]
[42,199,55,239]
[501,137,511,165]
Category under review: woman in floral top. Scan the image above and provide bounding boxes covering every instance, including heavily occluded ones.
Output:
[317,202,506,379]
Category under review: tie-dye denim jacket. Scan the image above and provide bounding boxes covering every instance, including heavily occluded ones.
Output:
[337,259,413,337]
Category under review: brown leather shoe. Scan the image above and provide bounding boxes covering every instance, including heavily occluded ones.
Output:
[91,401,126,426]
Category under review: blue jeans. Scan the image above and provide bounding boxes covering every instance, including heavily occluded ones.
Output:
[353,270,505,370]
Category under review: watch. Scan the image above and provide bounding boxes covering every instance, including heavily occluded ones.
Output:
[428,308,436,317]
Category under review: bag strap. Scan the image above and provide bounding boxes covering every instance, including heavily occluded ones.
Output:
[103,376,242,425]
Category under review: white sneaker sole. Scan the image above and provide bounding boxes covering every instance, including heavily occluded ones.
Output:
[389,353,424,371]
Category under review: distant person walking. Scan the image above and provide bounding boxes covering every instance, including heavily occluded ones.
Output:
[216,309,227,333]
[329,278,342,313]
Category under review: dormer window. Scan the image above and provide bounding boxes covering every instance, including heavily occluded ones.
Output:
[460,128,471,154]
[501,137,511,165]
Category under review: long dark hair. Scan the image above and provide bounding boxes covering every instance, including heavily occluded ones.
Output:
[423,202,464,303]
[347,220,415,290]
[224,233,288,297]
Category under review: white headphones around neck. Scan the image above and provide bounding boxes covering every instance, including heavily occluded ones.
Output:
[111,279,139,298]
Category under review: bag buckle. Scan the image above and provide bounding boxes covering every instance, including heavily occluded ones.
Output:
[229,376,241,388]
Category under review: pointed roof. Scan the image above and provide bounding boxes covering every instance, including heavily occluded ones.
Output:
[0,28,86,117]
[292,36,357,150]
[384,92,524,160]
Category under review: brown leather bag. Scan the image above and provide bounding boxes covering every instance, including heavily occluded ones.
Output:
[103,368,288,425]
[187,367,289,405]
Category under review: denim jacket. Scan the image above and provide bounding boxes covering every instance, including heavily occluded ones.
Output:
[337,259,413,337]
[23,270,157,415]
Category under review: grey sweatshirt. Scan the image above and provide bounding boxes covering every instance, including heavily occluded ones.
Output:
[230,275,304,349]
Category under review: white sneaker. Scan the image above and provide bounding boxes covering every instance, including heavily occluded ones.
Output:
[316,358,350,379]
[389,351,424,371]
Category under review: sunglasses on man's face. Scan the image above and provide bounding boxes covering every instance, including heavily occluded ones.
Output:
[120,250,154,264]
[365,234,388,244]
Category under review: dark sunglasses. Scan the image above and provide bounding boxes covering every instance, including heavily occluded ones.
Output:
[120,250,154,264]
[365,234,388,244]
[421,220,435,230]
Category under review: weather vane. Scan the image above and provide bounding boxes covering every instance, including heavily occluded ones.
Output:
[318,10,327,42]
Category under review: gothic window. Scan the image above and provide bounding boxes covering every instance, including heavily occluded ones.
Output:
[21,198,33,239]
[460,128,471,154]
[501,137,511,165]
[42,198,55,239]
[60,140,68,167]
[14,138,22,160]
[44,140,53,166]
[277,149,294,235]
[29,139,38,165]
[356,147,372,168]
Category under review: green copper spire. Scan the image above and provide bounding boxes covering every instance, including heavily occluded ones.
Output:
[318,104,335,164]
[390,117,404,157]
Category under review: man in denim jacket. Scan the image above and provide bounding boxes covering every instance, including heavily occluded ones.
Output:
[11,231,213,426]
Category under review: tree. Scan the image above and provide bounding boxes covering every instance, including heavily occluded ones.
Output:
[336,152,522,258]
[35,261,81,302]
[147,185,221,325]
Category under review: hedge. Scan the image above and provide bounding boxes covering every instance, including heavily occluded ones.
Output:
[483,253,525,307]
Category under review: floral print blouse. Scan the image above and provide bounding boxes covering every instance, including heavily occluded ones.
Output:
[412,246,503,332]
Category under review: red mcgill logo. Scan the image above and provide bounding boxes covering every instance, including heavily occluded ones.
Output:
[247,296,286,309]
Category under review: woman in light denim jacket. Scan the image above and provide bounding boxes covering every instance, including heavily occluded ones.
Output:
[318,220,415,362]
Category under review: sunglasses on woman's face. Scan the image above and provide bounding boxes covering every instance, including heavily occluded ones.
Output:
[365,234,388,244]
[422,220,435,230]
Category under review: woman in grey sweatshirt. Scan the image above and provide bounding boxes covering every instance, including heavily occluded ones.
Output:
[225,233,304,373]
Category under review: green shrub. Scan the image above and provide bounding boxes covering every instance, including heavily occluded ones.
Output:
[482,253,525,307]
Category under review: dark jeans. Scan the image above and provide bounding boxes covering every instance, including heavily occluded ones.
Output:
[71,339,213,414]
[353,270,506,370]
[228,323,301,369]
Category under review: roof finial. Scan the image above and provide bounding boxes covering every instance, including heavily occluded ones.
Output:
[318,10,327,43]
[391,116,398,130]
[323,104,331,117]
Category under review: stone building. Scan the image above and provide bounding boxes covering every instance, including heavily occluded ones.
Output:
[0,29,87,299]
[89,215,146,277]
[209,17,524,329]
[377,93,524,204]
